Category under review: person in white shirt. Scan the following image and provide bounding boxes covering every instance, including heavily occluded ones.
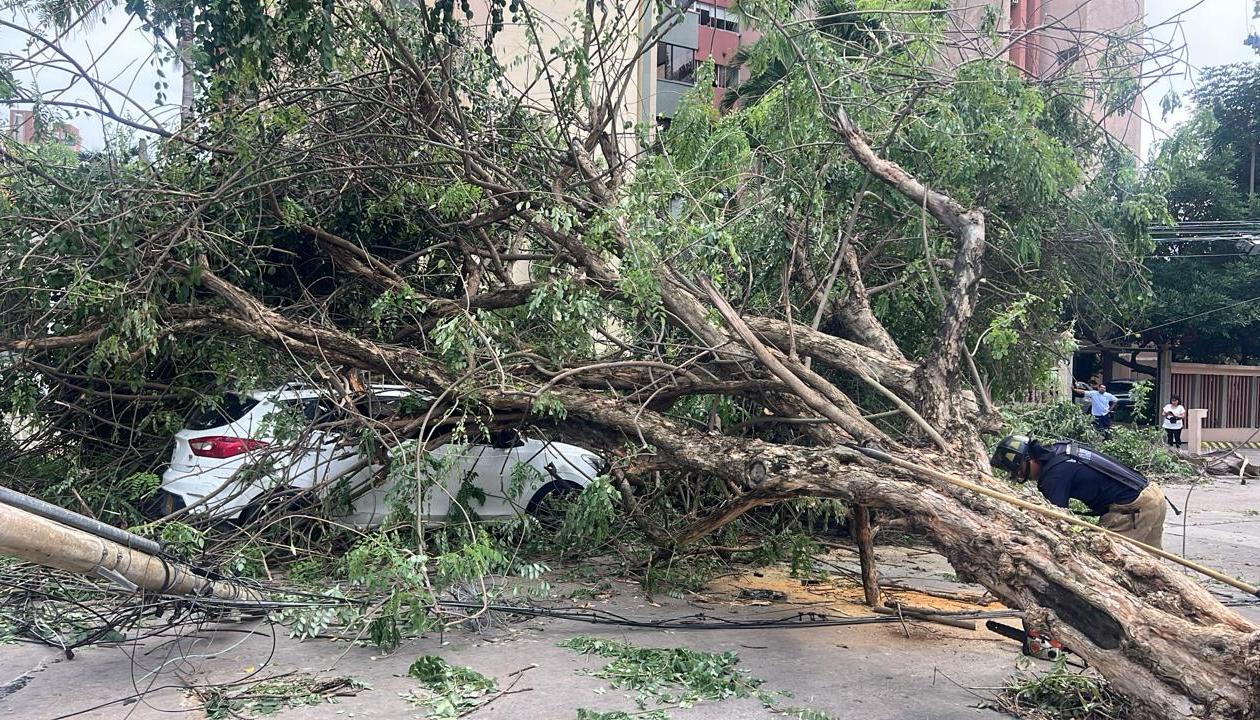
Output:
[1162,395,1186,448]
[1073,381,1118,437]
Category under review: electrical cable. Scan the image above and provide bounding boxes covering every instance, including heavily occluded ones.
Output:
[431,600,1024,630]
[1124,294,1260,335]
[1143,253,1259,258]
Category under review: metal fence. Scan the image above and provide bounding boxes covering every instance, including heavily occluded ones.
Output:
[1170,364,1260,430]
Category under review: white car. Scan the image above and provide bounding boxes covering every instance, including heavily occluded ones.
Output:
[157,384,601,527]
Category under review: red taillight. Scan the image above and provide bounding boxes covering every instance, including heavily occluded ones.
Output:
[188,436,269,459]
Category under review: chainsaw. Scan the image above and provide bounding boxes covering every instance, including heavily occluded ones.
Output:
[986,620,1071,662]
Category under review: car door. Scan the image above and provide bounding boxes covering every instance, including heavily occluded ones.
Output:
[309,400,364,501]
[468,430,535,518]
[277,397,353,492]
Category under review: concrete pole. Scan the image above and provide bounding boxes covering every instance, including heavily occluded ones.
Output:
[1157,344,1172,408]
[1186,408,1208,455]
[0,503,261,600]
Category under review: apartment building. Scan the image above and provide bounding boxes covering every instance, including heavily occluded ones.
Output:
[473,0,1140,149]
[654,1,761,118]
[7,109,82,151]
[951,0,1144,154]
[470,0,757,129]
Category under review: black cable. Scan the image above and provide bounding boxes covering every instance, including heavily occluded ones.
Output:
[432,600,1024,630]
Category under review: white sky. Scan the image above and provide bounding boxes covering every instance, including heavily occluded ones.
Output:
[1,4,176,150]
[1142,0,1255,158]
[1,0,1255,157]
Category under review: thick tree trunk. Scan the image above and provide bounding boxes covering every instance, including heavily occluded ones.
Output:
[186,268,1260,718]
[852,504,881,607]
[554,387,1260,717]
[671,434,1259,720]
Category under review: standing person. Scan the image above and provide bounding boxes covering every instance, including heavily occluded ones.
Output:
[1162,395,1186,448]
[1073,381,1118,436]
[991,435,1168,548]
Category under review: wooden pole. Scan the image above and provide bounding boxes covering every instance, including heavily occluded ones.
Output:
[0,503,262,600]
[852,504,882,607]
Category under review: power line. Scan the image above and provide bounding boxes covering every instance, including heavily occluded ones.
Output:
[1128,294,1260,335]
[1144,253,1260,258]
[433,601,1024,630]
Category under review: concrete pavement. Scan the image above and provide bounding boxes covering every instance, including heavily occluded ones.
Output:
[2,475,1258,720]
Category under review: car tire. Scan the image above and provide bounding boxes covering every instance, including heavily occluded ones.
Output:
[143,490,185,520]
[526,480,581,528]
[239,487,304,528]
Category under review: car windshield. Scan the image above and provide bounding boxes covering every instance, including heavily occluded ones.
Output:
[186,394,259,430]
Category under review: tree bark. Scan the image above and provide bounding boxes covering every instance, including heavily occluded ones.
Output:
[852,504,881,607]
[177,13,195,127]
[176,276,1260,717]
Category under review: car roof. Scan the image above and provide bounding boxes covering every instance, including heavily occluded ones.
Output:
[244,383,432,402]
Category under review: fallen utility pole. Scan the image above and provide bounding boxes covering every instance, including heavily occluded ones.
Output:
[0,502,262,601]
[0,485,162,555]
[848,444,1260,598]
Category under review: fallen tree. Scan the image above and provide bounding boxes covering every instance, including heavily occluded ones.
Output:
[1,1,1256,717]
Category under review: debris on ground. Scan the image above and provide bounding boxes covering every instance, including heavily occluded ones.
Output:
[737,588,789,602]
[405,654,534,719]
[704,557,1005,620]
[560,635,833,719]
[992,657,1130,720]
[196,674,366,719]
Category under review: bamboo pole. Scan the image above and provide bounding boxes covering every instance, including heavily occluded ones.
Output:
[0,503,262,600]
[851,445,1260,598]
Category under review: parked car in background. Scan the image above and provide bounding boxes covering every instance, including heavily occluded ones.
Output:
[156,384,601,527]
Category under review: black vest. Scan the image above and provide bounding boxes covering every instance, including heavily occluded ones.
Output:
[1039,441,1149,495]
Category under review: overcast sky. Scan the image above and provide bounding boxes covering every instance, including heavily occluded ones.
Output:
[2,0,1254,158]
[1143,0,1255,157]
[1,4,176,150]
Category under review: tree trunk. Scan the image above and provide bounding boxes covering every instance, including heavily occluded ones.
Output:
[189,268,1260,719]
[178,13,196,127]
[682,435,1260,720]
[852,504,881,607]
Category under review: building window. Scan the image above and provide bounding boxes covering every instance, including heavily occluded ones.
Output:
[657,43,697,84]
[1054,45,1081,68]
[714,64,740,89]
[698,3,740,33]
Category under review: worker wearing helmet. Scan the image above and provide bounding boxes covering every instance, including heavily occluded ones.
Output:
[990,435,1167,549]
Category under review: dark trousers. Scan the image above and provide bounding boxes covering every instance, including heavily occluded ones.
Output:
[1165,428,1183,447]
[1093,414,1112,433]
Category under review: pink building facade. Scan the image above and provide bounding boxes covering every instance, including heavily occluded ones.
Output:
[1001,0,1144,154]
[654,1,761,119]
[7,108,82,151]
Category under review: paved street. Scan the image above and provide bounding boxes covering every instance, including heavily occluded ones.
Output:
[2,475,1258,720]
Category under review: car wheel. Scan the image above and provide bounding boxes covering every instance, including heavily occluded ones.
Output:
[526,480,580,529]
[239,487,303,527]
[143,490,185,520]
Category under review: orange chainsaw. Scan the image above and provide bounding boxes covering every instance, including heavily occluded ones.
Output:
[986,620,1070,662]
